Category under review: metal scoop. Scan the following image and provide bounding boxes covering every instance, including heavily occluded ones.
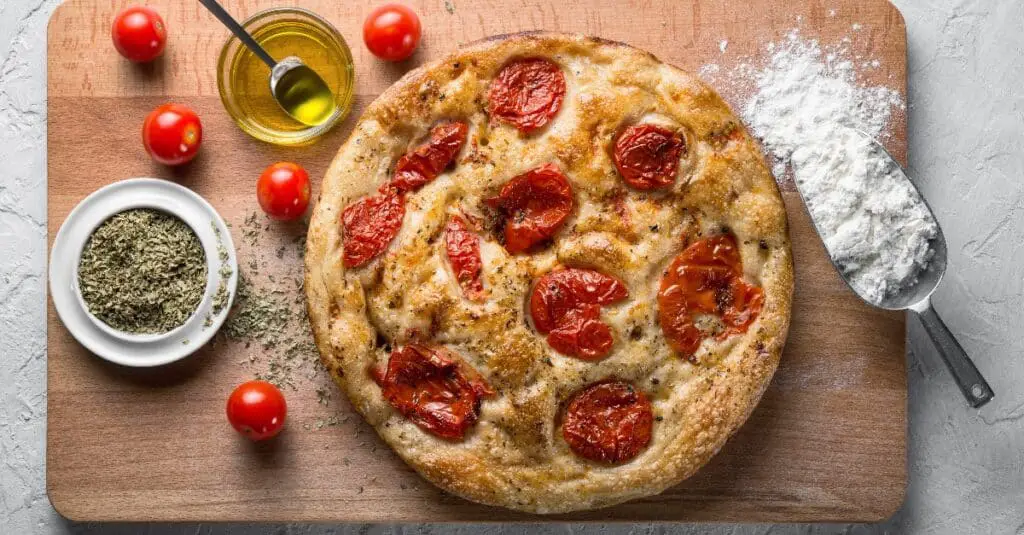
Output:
[796,129,994,408]
[199,0,336,127]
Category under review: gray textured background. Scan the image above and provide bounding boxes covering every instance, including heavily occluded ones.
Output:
[2,0,1022,533]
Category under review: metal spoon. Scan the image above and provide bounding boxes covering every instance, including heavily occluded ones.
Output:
[795,128,994,408]
[199,0,336,127]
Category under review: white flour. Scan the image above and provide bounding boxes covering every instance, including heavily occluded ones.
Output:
[792,129,938,303]
[707,30,937,303]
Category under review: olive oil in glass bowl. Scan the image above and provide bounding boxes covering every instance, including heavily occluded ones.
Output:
[217,8,354,146]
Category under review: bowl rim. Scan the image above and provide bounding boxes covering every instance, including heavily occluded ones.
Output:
[49,178,238,368]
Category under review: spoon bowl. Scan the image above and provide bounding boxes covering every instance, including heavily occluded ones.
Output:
[270,57,339,127]
[796,128,994,408]
[851,130,948,311]
[875,220,947,311]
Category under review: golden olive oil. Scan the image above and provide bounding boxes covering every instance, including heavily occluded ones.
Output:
[225,14,352,144]
[274,63,337,126]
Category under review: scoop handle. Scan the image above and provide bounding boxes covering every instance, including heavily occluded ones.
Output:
[913,304,994,408]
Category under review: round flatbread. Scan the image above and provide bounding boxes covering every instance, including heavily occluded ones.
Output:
[305,32,793,514]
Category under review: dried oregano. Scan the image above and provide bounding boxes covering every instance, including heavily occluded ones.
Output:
[78,208,207,334]
[218,211,320,390]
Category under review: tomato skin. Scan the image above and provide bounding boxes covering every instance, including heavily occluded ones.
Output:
[373,345,494,440]
[363,4,422,61]
[613,124,686,190]
[562,381,653,464]
[488,58,566,133]
[341,186,406,268]
[142,104,202,166]
[530,268,628,333]
[111,6,167,63]
[657,234,764,359]
[486,163,574,253]
[444,215,484,299]
[256,162,311,221]
[530,268,628,360]
[226,380,287,441]
[546,304,615,360]
[392,122,468,193]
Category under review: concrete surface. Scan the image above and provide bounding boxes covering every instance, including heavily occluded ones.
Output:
[2,0,1022,533]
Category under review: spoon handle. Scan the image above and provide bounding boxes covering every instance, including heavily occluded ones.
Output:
[198,0,276,68]
[913,304,994,408]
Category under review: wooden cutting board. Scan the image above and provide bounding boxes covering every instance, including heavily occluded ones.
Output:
[47,0,908,522]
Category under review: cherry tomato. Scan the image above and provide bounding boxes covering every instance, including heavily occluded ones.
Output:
[392,122,468,193]
[111,6,167,63]
[226,380,287,441]
[563,381,653,464]
[486,164,574,253]
[256,162,311,221]
[488,58,566,133]
[342,186,405,268]
[530,268,628,360]
[373,344,494,440]
[444,215,484,299]
[142,104,202,166]
[363,4,422,62]
[658,234,764,359]
[613,124,686,190]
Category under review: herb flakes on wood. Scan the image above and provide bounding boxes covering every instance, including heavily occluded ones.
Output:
[219,212,323,392]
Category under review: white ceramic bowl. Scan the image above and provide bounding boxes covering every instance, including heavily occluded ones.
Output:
[49,178,238,367]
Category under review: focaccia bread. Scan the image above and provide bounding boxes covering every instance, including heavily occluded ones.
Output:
[305,32,793,514]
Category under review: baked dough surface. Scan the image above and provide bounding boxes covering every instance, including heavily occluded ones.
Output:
[305,32,793,513]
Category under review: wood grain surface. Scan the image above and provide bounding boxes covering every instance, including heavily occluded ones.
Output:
[46,0,909,522]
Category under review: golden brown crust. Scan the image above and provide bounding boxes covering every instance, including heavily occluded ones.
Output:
[305,32,793,514]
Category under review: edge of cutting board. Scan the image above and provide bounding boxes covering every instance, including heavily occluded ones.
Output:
[45,0,909,523]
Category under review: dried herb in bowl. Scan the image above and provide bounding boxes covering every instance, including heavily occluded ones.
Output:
[77,208,208,334]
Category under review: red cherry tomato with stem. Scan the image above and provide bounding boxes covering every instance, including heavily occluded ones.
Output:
[257,162,311,221]
[363,4,422,62]
[226,380,287,441]
[111,6,167,63]
[142,104,202,166]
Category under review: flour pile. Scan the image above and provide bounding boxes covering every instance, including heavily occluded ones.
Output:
[792,129,938,303]
[713,30,938,304]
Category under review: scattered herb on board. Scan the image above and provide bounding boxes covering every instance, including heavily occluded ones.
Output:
[303,414,341,431]
[219,212,320,391]
[77,208,207,334]
[242,211,261,247]
[444,0,455,14]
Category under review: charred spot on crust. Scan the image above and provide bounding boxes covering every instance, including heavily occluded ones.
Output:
[629,326,644,340]
[708,122,742,150]
[375,331,390,350]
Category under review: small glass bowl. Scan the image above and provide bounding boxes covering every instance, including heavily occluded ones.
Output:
[216,8,355,146]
